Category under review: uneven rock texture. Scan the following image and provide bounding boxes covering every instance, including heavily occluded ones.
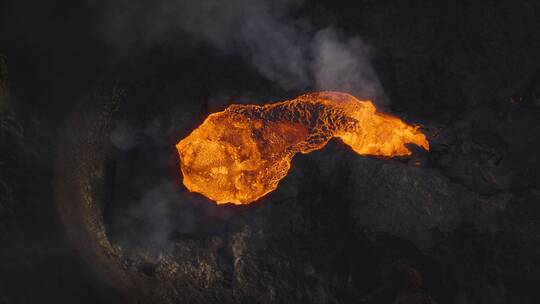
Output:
[51,81,540,303]
[2,1,540,303]
[0,58,121,303]
[0,53,22,247]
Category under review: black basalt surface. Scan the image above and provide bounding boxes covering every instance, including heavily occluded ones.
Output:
[2,1,540,303]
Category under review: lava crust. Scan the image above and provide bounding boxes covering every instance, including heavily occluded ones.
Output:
[177,92,429,204]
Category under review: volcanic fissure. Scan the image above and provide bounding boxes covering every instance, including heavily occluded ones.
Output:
[176,91,429,204]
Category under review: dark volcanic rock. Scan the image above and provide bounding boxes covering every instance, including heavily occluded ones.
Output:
[3,1,540,303]
[0,53,22,237]
[51,50,540,304]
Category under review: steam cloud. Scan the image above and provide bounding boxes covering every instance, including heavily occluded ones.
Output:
[105,0,386,249]
[103,0,385,102]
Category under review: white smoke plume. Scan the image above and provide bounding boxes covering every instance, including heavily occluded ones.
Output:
[102,0,385,102]
[103,0,388,248]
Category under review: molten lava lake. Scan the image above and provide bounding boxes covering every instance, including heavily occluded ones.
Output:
[176,91,429,205]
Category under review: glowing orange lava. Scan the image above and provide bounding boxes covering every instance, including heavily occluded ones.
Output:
[176,92,429,205]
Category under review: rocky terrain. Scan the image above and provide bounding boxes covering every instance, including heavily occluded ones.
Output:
[1,0,540,303]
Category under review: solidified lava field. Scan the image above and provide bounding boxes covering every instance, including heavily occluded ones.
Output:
[2,1,540,303]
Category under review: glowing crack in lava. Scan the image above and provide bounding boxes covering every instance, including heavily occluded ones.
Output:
[176,92,429,205]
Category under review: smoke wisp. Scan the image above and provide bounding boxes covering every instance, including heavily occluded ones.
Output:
[102,0,385,102]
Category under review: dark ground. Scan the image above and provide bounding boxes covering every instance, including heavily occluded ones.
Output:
[1,0,540,303]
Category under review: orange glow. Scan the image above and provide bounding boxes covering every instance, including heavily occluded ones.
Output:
[176,92,429,205]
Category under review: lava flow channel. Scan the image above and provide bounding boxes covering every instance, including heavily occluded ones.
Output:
[176,92,429,205]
